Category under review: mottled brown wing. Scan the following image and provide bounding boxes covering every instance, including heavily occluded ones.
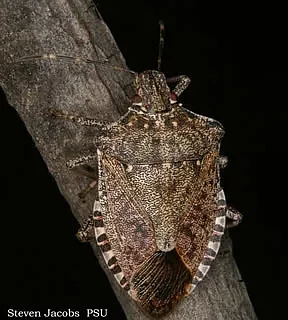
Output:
[176,204,219,273]
[98,150,157,281]
[176,151,221,276]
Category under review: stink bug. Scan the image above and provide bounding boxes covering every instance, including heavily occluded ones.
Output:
[18,22,242,318]
[62,70,241,317]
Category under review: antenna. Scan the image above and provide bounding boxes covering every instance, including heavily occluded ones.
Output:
[157,20,165,71]
[15,54,136,75]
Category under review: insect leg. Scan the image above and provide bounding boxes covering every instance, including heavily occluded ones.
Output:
[226,206,243,228]
[49,108,106,128]
[51,108,102,199]
[66,155,98,200]
[166,75,191,97]
[78,179,98,200]
[219,155,228,169]
[66,154,97,169]
[76,215,95,242]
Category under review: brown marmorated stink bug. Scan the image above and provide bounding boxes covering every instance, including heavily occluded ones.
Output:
[18,22,242,318]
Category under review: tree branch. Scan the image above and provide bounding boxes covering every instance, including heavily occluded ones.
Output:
[0,1,258,319]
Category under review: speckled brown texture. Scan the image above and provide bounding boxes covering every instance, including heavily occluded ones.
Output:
[96,100,224,317]
[0,1,257,319]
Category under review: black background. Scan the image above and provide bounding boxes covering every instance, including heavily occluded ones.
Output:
[2,1,287,319]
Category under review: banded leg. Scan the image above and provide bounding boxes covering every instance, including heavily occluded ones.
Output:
[166,75,191,97]
[66,154,97,169]
[49,108,106,128]
[226,206,243,228]
[76,215,95,242]
[76,201,103,242]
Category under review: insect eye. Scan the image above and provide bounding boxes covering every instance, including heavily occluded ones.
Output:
[132,94,143,106]
[169,92,177,104]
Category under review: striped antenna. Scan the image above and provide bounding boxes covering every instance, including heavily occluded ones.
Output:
[157,20,165,71]
[15,54,136,75]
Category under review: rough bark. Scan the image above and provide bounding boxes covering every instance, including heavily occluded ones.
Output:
[0,1,258,319]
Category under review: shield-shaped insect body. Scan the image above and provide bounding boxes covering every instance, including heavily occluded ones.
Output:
[17,20,242,319]
[72,70,242,317]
